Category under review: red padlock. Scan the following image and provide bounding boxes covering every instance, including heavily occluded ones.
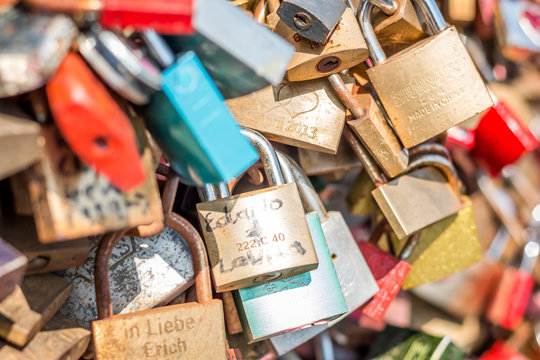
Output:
[46,53,146,191]
[471,99,538,176]
[479,340,528,360]
[446,126,476,151]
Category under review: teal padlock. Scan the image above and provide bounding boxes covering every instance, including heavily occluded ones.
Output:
[233,212,347,343]
[144,51,259,185]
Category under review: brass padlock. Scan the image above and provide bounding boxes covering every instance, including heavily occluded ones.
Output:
[343,127,463,239]
[347,169,377,216]
[298,138,363,176]
[329,74,408,178]
[0,237,26,303]
[226,76,353,154]
[272,7,368,81]
[0,313,90,360]
[359,0,493,148]
[196,129,318,292]
[92,213,227,360]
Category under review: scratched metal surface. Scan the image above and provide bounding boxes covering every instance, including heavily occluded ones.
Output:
[57,227,194,329]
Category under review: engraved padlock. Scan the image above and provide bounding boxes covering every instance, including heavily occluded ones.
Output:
[196,129,318,292]
[359,0,493,148]
[265,152,377,356]
[144,51,260,185]
[46,53,147,192]
[92,213,227,359]
[272,6,368,81]
[0,237,26,303]
[329,73,408,178]
[276,0,346,43]
[165,0,294,98]
[226,76,354,154]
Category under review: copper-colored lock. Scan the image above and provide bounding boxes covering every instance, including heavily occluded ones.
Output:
[92,213,227,360]
[359,0,493,148]
[196,129,318,292]
[226,76,353,154]
[272,7,368,81]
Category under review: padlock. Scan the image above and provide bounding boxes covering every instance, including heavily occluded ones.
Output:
[370,0,428,55]
[233,211,346,343]
[226,76,353,154]
[347,169,377,215]
[444,0,477,24]
[165,0,294,98]
[486,209,540,330]
[92,212,227,359]
[446,126,476,151]
[265,152,377,355]
[276,0,346,43]
[297,139,363,176]
[359,0,493,148]
[471,98,539,176]
[273,7,368,81]
[344,128,463,239]
[0,8,77,98]
[144,51,259,185]
[479,340,529,360]
[0,215,90,274]
[0,273,71,346]
[78,28,162,105]
[329,74,408,178]
[23,0,193,35]
[46,53,147,192]
[0,237,26,303]
[196,129,318,292]
[0,111,42,181]
[0,313,90,360]
[25,121,163,243]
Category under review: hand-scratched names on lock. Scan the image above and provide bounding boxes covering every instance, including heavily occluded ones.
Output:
[202,198,283,231]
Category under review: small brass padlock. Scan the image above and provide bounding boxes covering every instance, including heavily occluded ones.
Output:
[298,139,363,176]
[197,129,318,292]
[359,0,493,148]
[92,213,227,360]
[226,76,353,154]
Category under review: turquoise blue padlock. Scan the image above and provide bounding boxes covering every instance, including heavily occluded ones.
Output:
[144,51,259,185]
[233,212,347,343]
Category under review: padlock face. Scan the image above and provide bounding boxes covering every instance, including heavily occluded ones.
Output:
[367,26,493,148]
[101,0,194,35]
[196,183,319,292]
[298,139,363,175]
[372,0,427,55]
[25,124,163,243]
[274,8,368,81]
[58,227,194,330]
[0,9,77,97]
[0,113,41,181]
[358,241,410,321]
[46,53,147,192]
[226,77,353,154]
[446,126,476,150]
[164,0,294,98]
[471,101,538,176]
[0,238,26,303]
[145,51,259,186]
[496,0,540,61]
[233,212,346,343]
[267,211,378,356]
[348,93,408,178]
[392,196,482,289]
[92,300,227,360]
[277,0,346,43]
[372,167,463,239]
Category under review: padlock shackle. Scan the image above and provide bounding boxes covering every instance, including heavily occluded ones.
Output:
[406,154,463,193]
[240,128,285,186]
[409,143,450,161]
[275,151,295,184]
[358,1,387,65]
[328,74,366,120]
[369,218,390,245]
[199,182,230,202]
[368,0,398,16]
[344,126,388,187]
[141,29,175,69]
[413,0,446,32]
[398,231,421,260]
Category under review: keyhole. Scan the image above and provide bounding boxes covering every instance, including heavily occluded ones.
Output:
[293,12,312,30]
[316,56,341,73]
[94,136,109,149]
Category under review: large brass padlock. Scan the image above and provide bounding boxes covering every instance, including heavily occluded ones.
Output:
[226,76,353,154]
[359,0,493,148]
[196,129,318,292]
[92,212,227,360]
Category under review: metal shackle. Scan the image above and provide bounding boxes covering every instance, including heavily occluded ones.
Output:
[406,153,463,194]
[240,128,285,187]
[198,182,231,202]
[367,0,398,16]
[408,143,451,161]
[368,217,420,260]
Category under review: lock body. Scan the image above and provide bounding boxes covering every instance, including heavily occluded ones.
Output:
[372,167,463,239]
[227,77,353,154]
[0,238,26,303]
[233,212,346,343]
[391,196,482,289]
[367,27,493,148]
[298,139,363,175]
[145,52,259,186]
[471,100,538,176]
[197,183,318,292]
[348,92,408,178]
[274,8,368,81]
[277,0,346,43]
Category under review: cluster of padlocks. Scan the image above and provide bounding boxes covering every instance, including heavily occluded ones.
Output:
[0,0,539,358]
